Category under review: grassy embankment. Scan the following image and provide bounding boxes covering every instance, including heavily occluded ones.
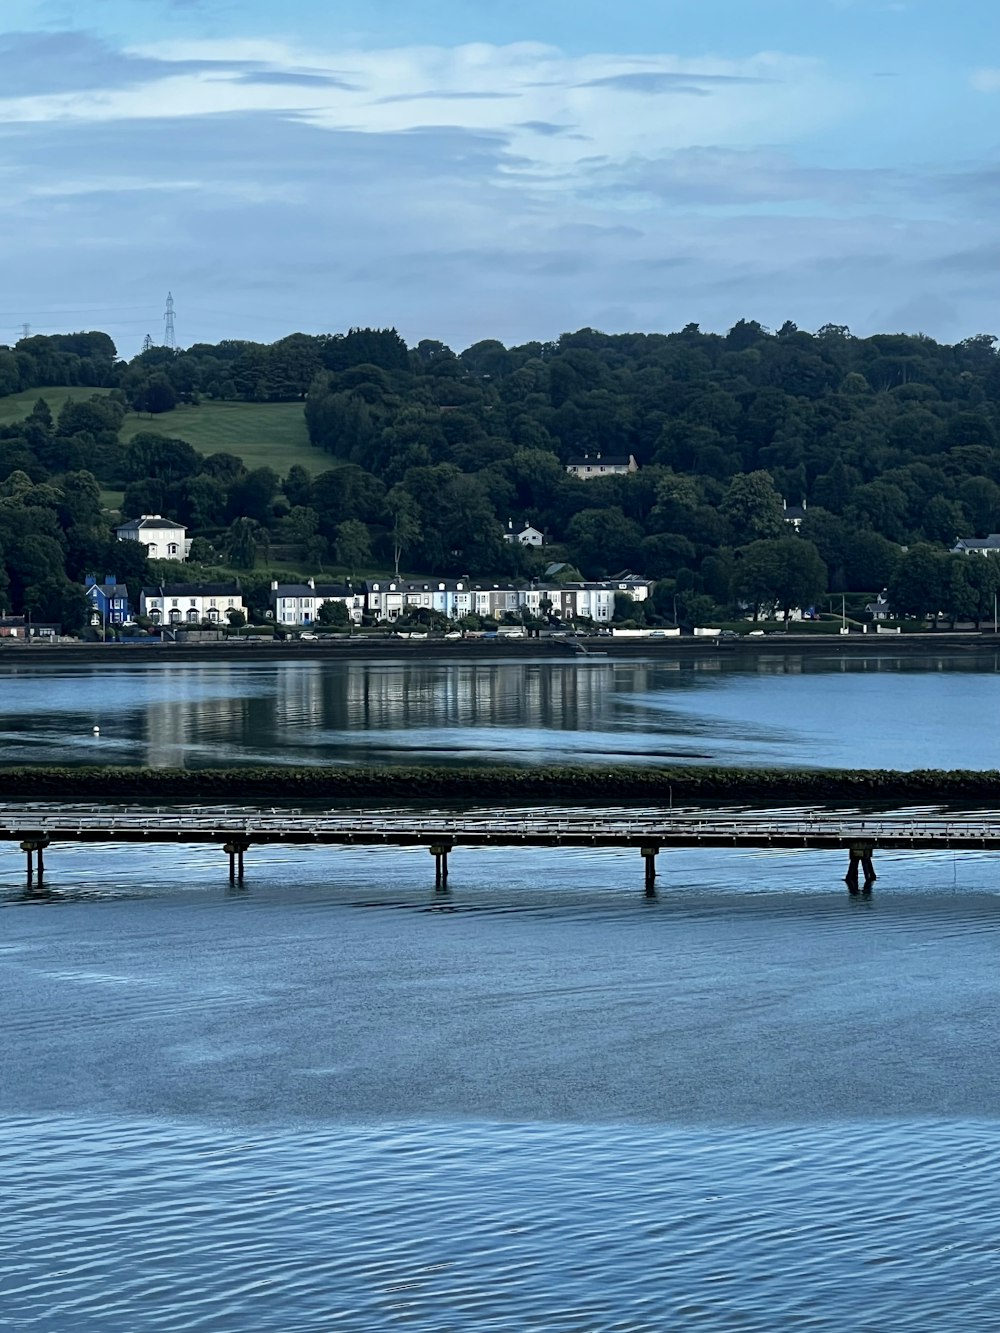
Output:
[2,766,999,804]
[0,389,329,513]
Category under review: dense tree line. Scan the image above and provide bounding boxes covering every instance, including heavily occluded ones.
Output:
[4,319,1000,628]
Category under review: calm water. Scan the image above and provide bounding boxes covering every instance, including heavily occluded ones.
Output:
[0,649,999,768]
[3,653,1000,1330]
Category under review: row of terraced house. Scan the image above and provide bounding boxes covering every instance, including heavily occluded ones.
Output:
[268,574,653,627]
[83,573,652,629]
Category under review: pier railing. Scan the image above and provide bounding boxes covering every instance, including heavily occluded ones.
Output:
[4,805,1000,893]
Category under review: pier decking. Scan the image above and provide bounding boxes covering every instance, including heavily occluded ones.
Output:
[5,806,1000,894]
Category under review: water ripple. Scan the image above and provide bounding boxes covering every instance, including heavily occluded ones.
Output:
[1,1117,999,1331]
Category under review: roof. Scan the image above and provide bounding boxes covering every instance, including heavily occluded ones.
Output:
[86,581,128,597]
[143,583,242,598]
[116,514,186,533]
[271,583,355,598]
[954,535,1000,550]
[566,454,632,468]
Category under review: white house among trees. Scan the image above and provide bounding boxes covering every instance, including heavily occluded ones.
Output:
[116,514,190,561]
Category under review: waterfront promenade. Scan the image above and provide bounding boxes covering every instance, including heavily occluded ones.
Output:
[6,806,1000,893]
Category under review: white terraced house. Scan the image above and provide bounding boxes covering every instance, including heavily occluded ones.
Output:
[269,580,364,625]
[141,583,245,625]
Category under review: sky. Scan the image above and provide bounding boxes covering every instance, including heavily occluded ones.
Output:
[0,0,998,355]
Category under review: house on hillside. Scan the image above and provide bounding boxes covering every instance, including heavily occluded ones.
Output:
[782,499,807,530]
[84,574,131,628]
[141,583,244,625]
[565,452,638,479]
[502,519,545,547]
[116,514,190,561]
[953,535,1000,556]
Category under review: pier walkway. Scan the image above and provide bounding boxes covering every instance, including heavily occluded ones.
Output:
[5,805,1000,893]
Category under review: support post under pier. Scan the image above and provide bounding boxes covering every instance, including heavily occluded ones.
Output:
[845,844,876,893]
[429,844,451,891]
[223,841,248,886]
[641,845,659,898]
[20,839,49,889]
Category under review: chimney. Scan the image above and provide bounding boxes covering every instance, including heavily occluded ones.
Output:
[308,577,315,590]
[270,579,278,591]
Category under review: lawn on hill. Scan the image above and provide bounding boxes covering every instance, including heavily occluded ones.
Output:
[119,400,330,475]
[0,389,332,476]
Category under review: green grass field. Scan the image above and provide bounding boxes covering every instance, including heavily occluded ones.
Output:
[0,385,113,424]
[0,389,331,476]
[119,400,329,475]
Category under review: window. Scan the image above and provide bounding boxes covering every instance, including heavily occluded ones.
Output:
[168,544,178,556]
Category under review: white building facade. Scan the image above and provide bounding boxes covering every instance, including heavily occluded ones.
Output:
[269,580,364,625]
[141,583,245,625]
[116,514,190,561]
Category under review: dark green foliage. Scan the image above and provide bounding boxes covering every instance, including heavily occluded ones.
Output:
[3,764,1000,804]
[4,320,1000,628]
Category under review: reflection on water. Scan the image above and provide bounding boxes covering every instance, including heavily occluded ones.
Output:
[1,651,1000,768]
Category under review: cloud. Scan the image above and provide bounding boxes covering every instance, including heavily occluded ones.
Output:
[0,30,996,349]
[971,68,1000,93]
[584,147,912,209]
[579,70,773,94]
[375,90,519,103]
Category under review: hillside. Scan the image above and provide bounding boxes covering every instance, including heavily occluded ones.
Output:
[0,389,328,477]
[0,385,113,424]
[118,400,326,475]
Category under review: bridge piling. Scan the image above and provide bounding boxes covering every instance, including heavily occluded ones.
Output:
[641,845,659,897]
[20,839,48,889]
[430,844,451,891]
[223,841,247,886]
[846,844,876,893]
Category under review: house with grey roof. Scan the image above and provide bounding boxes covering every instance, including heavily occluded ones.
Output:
[115,514,190,561]
[565,452,638,479]
[141,583,244,625]
[952,535,1000,556]
[269,579,364,625]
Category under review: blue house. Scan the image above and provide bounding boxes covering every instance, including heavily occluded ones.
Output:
[84,574,131,629]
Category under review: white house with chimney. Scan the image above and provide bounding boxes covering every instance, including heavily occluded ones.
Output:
[566,452,638,479]
[116,514,190,561]
[141,582,245,624]
[502,519,545,547]
[269,579,364,625]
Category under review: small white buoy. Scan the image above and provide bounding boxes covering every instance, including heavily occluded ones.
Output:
[93,725,100,735]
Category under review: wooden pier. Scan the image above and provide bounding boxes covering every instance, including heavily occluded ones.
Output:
[5,806,1000,895]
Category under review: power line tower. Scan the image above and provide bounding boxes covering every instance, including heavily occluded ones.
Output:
[142,334,154,353]
[19,323,30,341]
[163,292,176,350]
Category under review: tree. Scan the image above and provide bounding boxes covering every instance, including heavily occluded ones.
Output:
[566,507,644,578]
[721,471,786,544]
[385,486,421,577]
[887,545,950,620]
[132,373,178,415]
[735,537,827,622]
[317,599,350,628]
[224,517,260,570]
[334,519,371,579]
[226,608,247,628]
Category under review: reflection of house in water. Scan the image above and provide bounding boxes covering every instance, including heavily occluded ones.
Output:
[331,661,647,734]
[142,667,259,767]
[273,664,327,732]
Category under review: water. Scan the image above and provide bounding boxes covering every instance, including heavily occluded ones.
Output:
[3,653,1000,1329]
[1,649,1000,768]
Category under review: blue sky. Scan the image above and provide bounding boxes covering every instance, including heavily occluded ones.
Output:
[1,0,997,353]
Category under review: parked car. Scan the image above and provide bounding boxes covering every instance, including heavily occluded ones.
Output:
[300,631,319,640]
